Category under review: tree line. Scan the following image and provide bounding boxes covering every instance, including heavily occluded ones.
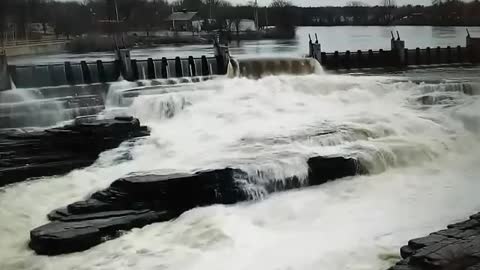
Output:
[1,0,479,41]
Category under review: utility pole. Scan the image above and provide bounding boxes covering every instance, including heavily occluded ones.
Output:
[114,0,120,22]
[254,0,259,30]
[265,7,269,28]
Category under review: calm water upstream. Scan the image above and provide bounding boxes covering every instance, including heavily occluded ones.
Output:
[9,26,480,65]
[1,26,480,270]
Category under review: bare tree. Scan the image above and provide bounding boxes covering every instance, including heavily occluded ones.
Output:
[380,0,396,24]
[381,0,396,7]
[269,0,291,8]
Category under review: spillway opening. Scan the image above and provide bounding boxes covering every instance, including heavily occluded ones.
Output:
[227,57,323,79]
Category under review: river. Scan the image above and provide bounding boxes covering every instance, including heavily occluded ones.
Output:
[1,26,480,270]
[8,26,480,65]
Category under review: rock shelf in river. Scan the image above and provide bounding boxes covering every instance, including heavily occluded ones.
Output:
[0,116,149,187]
[30,156,366,255]
[389,212,480,270]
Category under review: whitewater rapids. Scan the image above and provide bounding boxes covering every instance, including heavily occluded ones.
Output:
[1,70,480,270]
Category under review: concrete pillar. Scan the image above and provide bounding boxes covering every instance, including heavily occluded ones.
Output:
[311,43,321,63]
[0,52,12,91]
[466,33,480,63]
[147,58,155,79]
[175,57,183,77]
[333,51,339,69]
[80,61,92,84]
[214,37,230,73]
[320,52,327,66]
[97,60,107,83]
[117,49,133,80]
[368,50,374,67]
[188,56,196,76]
[161,57,168,78]
[345,50,351,69]
[65,61,75,85]
[201,56,209,76]
[391,31,406,66]
[426,47,431,65]
[357,50,362,68]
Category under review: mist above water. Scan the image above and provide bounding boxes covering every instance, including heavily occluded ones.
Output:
[1,70,480,270]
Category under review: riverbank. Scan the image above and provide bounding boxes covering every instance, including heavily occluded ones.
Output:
[390,212,480,270]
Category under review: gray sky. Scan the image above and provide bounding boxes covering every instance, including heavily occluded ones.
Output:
[61,0,435,7]
[233,0,433,7]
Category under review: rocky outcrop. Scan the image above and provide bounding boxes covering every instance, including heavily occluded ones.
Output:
[390,213,480,270]
[0,116,149,187]
[30,156,366,255]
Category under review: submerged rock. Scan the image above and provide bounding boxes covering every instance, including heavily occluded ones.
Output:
[0,116,149,187]
[30,156,365,255]
[389,213,480,270]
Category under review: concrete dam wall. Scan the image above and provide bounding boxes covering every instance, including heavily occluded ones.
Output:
[8,55,227,89]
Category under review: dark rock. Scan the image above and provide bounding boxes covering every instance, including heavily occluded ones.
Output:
[30,156,366,255]
[30,210,171,255]
[401,245,416,259]
[408,233,449,249]
[0,116,149,186]
[390,212,480,270]
[307,156,366,185]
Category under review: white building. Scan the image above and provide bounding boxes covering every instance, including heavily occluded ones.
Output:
[229,19,257,32]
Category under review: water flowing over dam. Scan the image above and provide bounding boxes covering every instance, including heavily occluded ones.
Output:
[0,60,480,269]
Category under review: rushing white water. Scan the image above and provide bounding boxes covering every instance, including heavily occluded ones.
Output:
[1,70,480,270]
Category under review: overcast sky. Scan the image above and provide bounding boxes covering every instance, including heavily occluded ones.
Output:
[60,0,436,7]
[232,0,433,7]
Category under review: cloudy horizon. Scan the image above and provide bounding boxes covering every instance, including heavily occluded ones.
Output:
[58,0,438,7]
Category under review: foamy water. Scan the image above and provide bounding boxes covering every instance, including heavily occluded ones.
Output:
[1,70,480,270]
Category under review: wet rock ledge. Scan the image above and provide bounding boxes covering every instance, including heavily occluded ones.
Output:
[0,116,149,187]
[30,156,367,255]
[390,213,480,270]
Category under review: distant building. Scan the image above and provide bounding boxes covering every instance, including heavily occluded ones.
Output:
[29,23,54,35]
[166,10,199,32]
[229,19,257,32]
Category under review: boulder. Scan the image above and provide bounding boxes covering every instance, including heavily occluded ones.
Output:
[30,210,171,255]
[30,156,366,255]
[0,116,149,186]
[390,212,480,270]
